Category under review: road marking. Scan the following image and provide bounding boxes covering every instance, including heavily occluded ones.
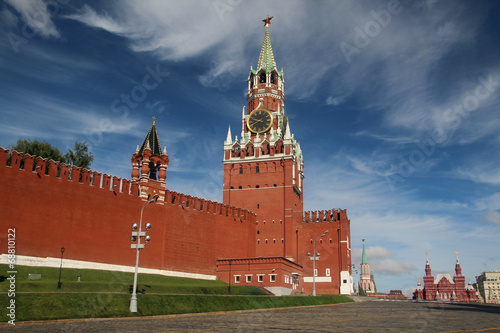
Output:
[437,328,500,333]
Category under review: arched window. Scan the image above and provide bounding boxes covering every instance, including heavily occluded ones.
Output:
[255,165,259,173]
[259,72,266,83]
[239,166,243,174]
[271,72,277,84]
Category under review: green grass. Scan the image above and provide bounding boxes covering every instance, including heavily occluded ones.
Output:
[0,265,353,322]
[0,264,265,295]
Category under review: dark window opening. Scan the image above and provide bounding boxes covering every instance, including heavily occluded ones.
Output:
[260,73,266,83]
[238,186,242,189]
[256,185,260,188]
[255,166,259,173]
[239,166,243,174]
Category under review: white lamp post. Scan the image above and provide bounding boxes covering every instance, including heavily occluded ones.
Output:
[130,194,157,313]
[308,230,329,296]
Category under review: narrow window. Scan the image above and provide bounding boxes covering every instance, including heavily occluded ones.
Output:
[239,166,243,174]
[235,275,240,283]
[246,275,252,283]
[258,275,264,283]
[270,275,276,282]
[255,166,259,173]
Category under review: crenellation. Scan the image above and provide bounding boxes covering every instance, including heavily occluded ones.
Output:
[81,169,91,185]
[60,163,70,180]
[35,157,46,177]
[112,176,121,192]
[92,171,101,188]
[47,160,59,177]
[102,174,111,190]
[23,153,35,172]
[10,151,22,170]
[0,147,9,166]
[122,179,130,194]
[71,166,81,183]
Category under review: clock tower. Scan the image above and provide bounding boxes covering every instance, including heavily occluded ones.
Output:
[223,16,304,261]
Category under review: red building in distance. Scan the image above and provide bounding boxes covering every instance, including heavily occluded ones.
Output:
[413,253,479,302]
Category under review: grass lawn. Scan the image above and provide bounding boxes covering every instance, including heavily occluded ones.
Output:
[0,264,353,322]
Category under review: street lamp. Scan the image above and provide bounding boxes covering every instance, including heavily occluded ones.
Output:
[57,247,65,289]
[308,230,328,296]
[228,260,232,293]
[130,194,158,313]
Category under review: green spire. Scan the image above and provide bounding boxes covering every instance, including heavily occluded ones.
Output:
[257,15,276,72]
[361,239,368,264]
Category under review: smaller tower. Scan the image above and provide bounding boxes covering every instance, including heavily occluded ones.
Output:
[454,251,465,290]
[131,117,169,201]
[423,253,436,300]
[359,239,376,294]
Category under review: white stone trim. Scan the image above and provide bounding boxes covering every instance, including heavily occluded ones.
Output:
[304,276,332,283]
[0,254,216,280]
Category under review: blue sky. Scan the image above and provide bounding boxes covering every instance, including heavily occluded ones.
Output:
[1,0,500,295]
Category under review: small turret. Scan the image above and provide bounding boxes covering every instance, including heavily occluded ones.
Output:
[131,117,169,200]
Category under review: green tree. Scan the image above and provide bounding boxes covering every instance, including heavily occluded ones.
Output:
[9,139,94,172]
[10,139,66,171]
[64,141,93,170]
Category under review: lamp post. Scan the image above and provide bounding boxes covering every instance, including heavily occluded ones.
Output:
[130,194,157,313]
[308,230,328,296]
[228,260,232,293]
[57,247,65,289]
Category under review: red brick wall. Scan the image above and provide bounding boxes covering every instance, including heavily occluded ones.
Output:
[299,210,352,294]
[0,148,256,276]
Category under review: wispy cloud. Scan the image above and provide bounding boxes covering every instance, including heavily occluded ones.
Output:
[5,0,60,38]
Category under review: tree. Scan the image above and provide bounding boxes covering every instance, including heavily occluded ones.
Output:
[9,139,93,171]
[10,139,65,171]
[64,141,93,170]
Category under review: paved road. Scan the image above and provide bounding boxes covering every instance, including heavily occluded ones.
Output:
[1,300,500,332]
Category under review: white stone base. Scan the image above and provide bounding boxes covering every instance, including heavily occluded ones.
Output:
[264,286,293,296]
[0,254,216,281]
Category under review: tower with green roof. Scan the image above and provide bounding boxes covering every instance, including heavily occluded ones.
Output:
[222,15,304,260]
[359,239,377,294]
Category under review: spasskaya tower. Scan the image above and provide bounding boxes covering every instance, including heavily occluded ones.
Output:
[222,15,304,261]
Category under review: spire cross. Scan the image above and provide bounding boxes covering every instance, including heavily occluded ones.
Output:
[262,15,273,27]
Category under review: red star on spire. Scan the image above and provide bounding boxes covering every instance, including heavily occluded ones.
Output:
[262,15,273,26]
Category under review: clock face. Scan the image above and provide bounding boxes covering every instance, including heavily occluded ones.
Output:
[247,109,273,133]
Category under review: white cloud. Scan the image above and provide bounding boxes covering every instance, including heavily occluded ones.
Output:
[455,165,500,186]
[64,4,129,35]
[325,95,346,106]
[485,211,500,226]
[371,259,417,276]
[5,0,60,38]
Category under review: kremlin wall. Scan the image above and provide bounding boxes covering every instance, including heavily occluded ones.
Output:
[0,148,256,278]
[0,17,353,296]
